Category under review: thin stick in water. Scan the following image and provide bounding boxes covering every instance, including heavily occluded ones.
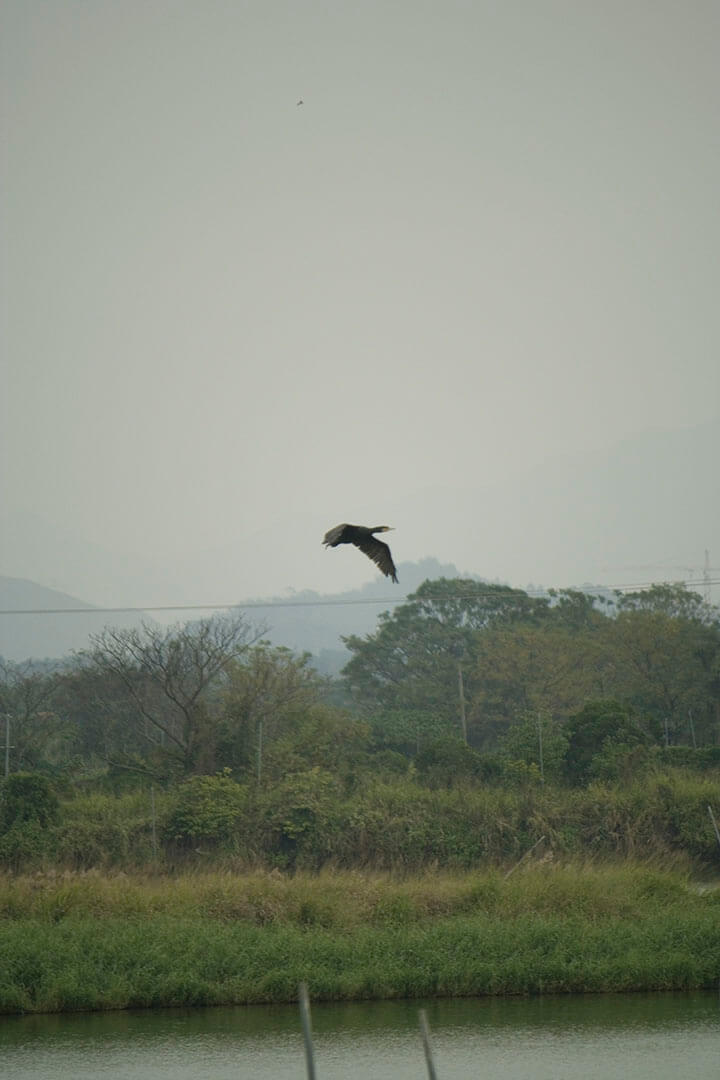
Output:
[298,982,317,1080]
[419,1009,438,1080]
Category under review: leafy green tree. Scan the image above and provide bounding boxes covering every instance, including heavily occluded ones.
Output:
[217,643,326,779]
[496,711,569,782]
[563,700,648,784]
[611,585,720,745]
[471,623,598,746]
[343,579,547,737]
[260,705,369,785]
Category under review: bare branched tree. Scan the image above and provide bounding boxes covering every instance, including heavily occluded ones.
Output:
[87,614,266,773]
[0,660,69,772]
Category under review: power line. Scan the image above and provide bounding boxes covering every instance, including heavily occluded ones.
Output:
[1,578,718,616]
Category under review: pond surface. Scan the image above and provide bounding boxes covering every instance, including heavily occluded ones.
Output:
[2,992,719,1080]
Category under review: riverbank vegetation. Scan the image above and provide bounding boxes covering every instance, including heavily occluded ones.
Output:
[2,767,720,872]
[1,862,719,1013]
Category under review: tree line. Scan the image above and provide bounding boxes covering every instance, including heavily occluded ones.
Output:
[1,580,719,790]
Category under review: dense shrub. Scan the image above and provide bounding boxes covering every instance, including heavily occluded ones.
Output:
[563,701,649,784]
[164,770,249,850]
[415,737,485,788]
[0,773,59,828]
[656,746,720,772]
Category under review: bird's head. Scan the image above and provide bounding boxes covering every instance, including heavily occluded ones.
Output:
[374,526,394,532]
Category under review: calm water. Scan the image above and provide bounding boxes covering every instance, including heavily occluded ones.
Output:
[1,993,719,1080]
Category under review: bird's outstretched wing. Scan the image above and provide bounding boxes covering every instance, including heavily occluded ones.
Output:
[355,535,398,582]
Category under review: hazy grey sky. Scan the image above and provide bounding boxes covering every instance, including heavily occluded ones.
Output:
[2,1,719,604]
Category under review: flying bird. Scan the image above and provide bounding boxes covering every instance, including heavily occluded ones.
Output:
[296,99,304,106]
[323,523,398,583]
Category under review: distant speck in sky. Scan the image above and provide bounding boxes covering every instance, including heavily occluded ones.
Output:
[296,99,303,106]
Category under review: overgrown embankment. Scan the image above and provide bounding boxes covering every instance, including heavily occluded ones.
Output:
[1,863,719,1014]
[4,768,720,872]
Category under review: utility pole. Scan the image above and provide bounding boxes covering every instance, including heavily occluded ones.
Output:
[256,716,264,785]
[537,713,545,783]
[4,714,12,778]
[457,664,467,744]
[688,709,697,750]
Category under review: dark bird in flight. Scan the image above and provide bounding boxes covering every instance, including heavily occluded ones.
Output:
[296,99,304,106]
[323,523,398,583]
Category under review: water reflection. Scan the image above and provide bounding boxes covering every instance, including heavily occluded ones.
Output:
[2,992,718,1080]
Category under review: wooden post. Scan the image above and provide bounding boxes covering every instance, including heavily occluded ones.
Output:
[419,1009,438,1080]
[299,982,317,1080]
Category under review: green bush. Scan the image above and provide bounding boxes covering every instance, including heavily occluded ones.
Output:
[0,820,51,870]
[563,701,648,784]
[415,737,484,788]
[0,773,59,829]
[164,770,249,849]
[657,746,720,772]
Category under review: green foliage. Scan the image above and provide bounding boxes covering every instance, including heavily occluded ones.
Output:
[54,790,162,869]
[218,644,326,775]
[165,770,248,848]
[260,706,369,785]
[657,746,720,772]
[367,708,452,756]
[496,713,569,781]
[260,767,341,868]
[343,580,548,728]
[414,737,485,788]
[0,821,50,871]
[344,579,720,755]
[563,701,648,784]
[0,772,59,828]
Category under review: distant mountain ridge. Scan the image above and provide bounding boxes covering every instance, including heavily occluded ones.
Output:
[244,557,473,672]
[0,560,469,665]
[0,577,153,663]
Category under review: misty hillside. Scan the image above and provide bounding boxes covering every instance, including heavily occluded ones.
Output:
[245,558,474,673]
[0,561,470,669]
[0,577,154,663]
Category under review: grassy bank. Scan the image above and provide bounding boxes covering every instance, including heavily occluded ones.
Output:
[1,863,719,1014]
